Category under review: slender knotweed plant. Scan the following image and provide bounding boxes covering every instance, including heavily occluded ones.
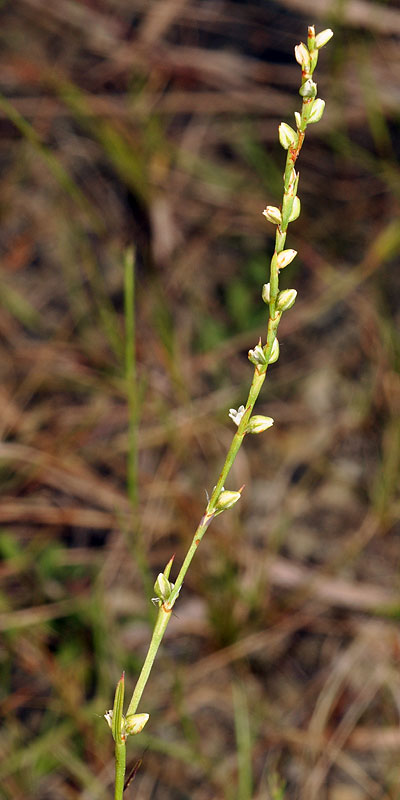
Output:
[106,25,334,799]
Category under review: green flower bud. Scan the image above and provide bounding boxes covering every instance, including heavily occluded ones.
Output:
[124,713,150,736]
[276,249,297,269]
[263,206,282,226]
[294,111,302,130]
[278,122,297,150]
[308,98,325,124]
[246,415,274,434]
[262,283,270,304]
[288,196,301,223]
[276,289,297,312]
[215,489,241,512]
[248,343,268,366]
[268,338,279,364]
[294,42,310,70]
[153,572,173,603]
[299,79,317,98]
[315,28,334,49]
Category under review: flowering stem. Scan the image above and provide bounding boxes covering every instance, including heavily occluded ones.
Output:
[168,366,268,606]
[111,25,333,796]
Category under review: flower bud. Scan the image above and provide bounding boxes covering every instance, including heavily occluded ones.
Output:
[262,283,270,304]
[153,572,173,603]
[288,196,301,223]
[276,249,297,269]
[299,79,317,98]
[215,489,241,512]
[308,98,325,124]
[294,43,310,70]
[248,343,268,366]
[263,206,282,226]
[268,338,279,364]
[278,122,297,150]
[276,289,297,312]
[315,28,334,49]
[246,415,274,434]
[124,713,150,736]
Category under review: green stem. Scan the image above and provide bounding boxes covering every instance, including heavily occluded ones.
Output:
[168,366,267,607]
[126,606,172,718]
[123,249,153,601]
[114,740,126,800]
[124,248,137,509]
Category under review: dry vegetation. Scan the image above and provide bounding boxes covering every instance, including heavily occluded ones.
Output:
[0,1,400,798]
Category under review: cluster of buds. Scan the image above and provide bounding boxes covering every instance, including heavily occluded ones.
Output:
[294,25,333,130]
[262,25,332,205]
[261,28,333,347]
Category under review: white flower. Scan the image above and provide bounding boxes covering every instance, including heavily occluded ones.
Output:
[228,405,245,426]
[104,710,113,728]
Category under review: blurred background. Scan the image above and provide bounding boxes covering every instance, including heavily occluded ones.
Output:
[0,1,400,798]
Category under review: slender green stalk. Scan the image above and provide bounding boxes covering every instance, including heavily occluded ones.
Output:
[123,249,153,601]
[233,682,253,800]
[114,740,126,800]
[126,606,171,718]
[124,248,138,509]
[110,26,334,796]
[168,367,268,607]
